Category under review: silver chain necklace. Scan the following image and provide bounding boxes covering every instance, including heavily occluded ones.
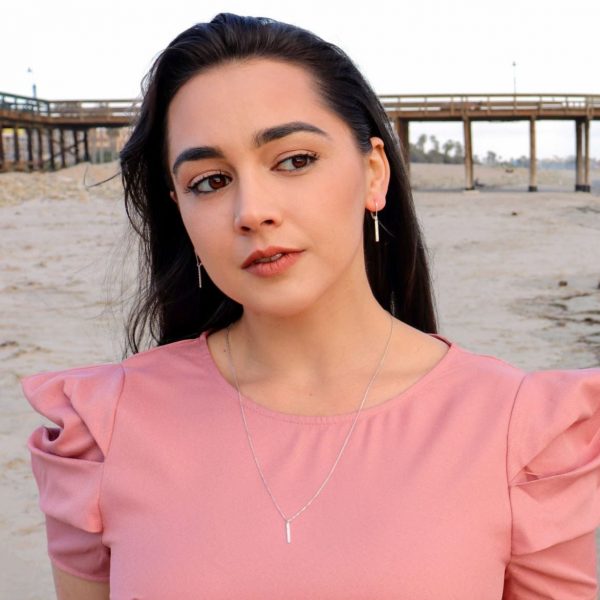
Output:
[224,312,394,544]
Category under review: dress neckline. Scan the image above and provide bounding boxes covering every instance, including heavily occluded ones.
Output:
[196,331,462,425]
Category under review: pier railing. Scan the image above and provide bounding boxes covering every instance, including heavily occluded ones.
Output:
[379,93,600,120]
[0,92,49,116]
[2,92,599,125]
[0,92,140,126]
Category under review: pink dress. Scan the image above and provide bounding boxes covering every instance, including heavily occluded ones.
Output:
[22,332,600,599]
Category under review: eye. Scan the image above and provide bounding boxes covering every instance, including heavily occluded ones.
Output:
[185,172,231,196]
[276,152,319,172]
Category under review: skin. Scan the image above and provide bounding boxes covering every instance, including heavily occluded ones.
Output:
[168,59,383,322]
[51,58,451,598]
[167,57,449,416]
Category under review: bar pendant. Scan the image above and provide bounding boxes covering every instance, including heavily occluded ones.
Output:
[285,520,291,544]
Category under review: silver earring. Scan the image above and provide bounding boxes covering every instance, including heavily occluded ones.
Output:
[371,202,380,243]
[196,254,202,288]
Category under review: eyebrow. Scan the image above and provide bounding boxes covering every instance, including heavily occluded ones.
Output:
[171,121,330,176]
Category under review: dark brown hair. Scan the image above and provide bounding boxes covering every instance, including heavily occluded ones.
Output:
[118,12,439,356]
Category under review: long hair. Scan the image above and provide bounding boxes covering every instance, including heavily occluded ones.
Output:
[119,12,439,357]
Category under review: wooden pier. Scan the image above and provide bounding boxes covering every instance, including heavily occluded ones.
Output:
[0,92,137,172]
[383,93,598,192]
[0,91,598,191]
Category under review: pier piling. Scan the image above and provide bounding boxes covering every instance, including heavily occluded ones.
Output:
[26,128,33,171]
[83,130,90,162]
[463,118,474,190]
[583,119,591,192]
[59,129,66,168]
[36,129,43,169]
[12,127,20,169]
[528,117,537,192]
[0,126,4,171]
[47,128,56,170]
[73,130,80,164]
[396,118,410,175]
[575,119,584,191]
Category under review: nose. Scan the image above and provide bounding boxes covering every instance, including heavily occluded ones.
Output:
[232,175,282,234]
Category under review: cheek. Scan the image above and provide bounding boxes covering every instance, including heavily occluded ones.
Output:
[177,203,225,257]
[315,172,366,237]
[178,205,200,242]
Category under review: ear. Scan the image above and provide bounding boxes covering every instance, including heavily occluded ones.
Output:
[363,137,390,212]
[169,190,179,206]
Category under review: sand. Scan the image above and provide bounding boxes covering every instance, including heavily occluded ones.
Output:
[1,161,599,598]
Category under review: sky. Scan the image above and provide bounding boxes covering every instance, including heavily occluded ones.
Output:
[2,0,599,159]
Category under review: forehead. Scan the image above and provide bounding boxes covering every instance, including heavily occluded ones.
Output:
[166,58,344,153]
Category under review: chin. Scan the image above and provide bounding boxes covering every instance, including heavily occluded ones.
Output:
[216,271,342,319]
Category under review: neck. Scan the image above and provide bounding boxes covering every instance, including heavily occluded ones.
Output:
[228,291,393,383]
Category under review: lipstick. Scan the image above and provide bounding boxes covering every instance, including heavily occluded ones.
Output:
[243,250,304,277]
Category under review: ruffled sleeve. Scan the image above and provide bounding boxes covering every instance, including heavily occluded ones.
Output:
[505,367,600,599]
[21,363,125,582]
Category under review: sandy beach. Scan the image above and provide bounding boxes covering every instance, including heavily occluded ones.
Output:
[1,161,599,598]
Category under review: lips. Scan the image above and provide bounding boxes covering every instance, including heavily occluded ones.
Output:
[244,250,304,277]
[241,246,302,269]
[253,253,284,264]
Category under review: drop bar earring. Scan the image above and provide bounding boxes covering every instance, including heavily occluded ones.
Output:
[196,254,202,288]
[371,201,380,243]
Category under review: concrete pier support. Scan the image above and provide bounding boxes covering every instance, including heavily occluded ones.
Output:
[528,117,537,192]
[463,118,474,190]
[396,118,410,176]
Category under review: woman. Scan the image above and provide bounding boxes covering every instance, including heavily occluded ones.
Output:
[22,13,600,599]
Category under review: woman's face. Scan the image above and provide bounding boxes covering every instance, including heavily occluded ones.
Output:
[166,58,389,318]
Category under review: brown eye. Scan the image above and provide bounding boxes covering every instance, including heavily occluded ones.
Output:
[291,156,309,168]
[277,153,318,172]
[187,172,231,195]
[208,174,228,189]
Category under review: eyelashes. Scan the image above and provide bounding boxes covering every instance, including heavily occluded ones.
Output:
[276,152,318,172]
[184,152,319,196]
[186,172,230,195]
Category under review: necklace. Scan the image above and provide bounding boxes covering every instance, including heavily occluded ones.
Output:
[224,312,394,544]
